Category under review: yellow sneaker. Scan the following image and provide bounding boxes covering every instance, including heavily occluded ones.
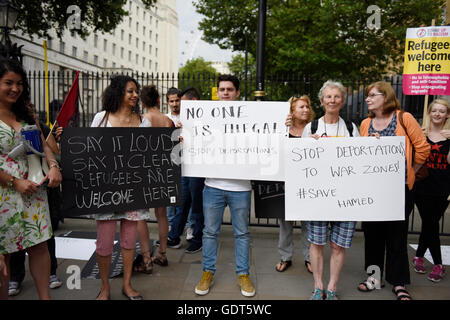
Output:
[195,271,214,295]
[238,274,255,297]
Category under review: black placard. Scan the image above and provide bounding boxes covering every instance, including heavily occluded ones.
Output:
[61,127,181,216]
[252,180,285,219]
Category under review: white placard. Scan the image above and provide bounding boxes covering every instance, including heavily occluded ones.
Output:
[285,136,406,221]
[55,237,117,261]
[180,100,289,180]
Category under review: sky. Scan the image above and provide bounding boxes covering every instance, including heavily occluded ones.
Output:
[176,0,234,67]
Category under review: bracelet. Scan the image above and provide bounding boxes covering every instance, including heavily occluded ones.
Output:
[6,176,15,189]
[49,159,58,164]
[49,163,60,170]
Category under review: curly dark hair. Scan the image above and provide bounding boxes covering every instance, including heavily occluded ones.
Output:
[102,75,140,113]
[140,85,160,108]
[0,58,34,124]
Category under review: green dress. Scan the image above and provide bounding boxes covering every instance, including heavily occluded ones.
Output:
[0,120,52,254]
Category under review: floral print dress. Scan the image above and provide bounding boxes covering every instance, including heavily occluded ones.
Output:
[0,120,52,254]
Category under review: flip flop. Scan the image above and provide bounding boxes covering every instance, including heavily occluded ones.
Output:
[275,260,292,272]
[305,260,313,274]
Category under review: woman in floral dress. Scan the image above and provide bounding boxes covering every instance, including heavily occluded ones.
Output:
[0,59,62,299]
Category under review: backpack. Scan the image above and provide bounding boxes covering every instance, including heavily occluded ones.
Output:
[310,118,354,137]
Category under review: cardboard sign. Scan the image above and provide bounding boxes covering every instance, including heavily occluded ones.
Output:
[180,100,289,180]
[253,181,285,219]
[403,26,450,95]
[61,127,181,216]
[284,136,406,221]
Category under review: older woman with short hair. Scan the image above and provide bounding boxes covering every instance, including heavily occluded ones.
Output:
[301,80,359,300]
[358,81,430,300]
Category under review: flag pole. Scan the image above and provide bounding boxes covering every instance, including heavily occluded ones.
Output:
[43,40,51,128]
[421,19,435,128]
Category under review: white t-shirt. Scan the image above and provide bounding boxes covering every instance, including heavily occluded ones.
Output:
[166,112,180,125]
[302,117,359,138]
[205,178,252,192]
[91,111,152,128]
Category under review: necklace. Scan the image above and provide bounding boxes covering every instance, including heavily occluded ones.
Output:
[323,118,340,137]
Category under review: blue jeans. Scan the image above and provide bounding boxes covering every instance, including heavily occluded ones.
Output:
[168,177,205,245]
[166,206,176,224]
[202,185,251,275]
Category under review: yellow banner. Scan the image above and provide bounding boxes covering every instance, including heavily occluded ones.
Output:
[403,38,450,74]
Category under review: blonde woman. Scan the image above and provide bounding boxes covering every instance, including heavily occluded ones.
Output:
[277,95,315,273]
[412,99,449,282]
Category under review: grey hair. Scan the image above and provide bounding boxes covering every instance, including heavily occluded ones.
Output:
[318,80,347,103]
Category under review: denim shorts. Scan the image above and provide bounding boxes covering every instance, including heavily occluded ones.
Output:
[306,221,356,248]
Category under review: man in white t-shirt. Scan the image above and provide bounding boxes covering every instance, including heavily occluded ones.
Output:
[194,75,255,297]
[165,87,181,126]
[165,87,181,225]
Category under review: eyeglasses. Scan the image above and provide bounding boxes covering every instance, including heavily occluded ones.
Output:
[365,92,384,99]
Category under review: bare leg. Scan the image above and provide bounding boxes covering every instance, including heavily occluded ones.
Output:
[0,254,10,300]
[121,247,141,297]
[155,207,168,254]
[96,254,111,300]
[328,242,346,292]
[137,220,151,258]
[309,243,324,290]
[27,242,51,300]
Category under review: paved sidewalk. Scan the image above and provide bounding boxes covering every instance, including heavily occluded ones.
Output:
[8,217,450,301]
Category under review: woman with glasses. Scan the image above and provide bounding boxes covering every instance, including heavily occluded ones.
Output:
[358,81,430,300]
[278,95,315,274]
[301,80,359,300]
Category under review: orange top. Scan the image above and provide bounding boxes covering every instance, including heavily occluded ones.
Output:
[360,110,430,190]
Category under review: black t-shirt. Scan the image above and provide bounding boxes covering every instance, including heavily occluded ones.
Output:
[414,137,450,197]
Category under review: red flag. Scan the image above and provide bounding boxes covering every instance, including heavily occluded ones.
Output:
[56,71,80,127]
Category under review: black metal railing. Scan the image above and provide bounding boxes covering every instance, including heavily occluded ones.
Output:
[26,71,447,235]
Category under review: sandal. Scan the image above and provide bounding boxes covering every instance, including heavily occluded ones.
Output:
[133,251,153,274]
[152,250,168,266]
[305,260,313,274]
[392,286,412,300]
[275,260,292,272]
[357,275,385,292]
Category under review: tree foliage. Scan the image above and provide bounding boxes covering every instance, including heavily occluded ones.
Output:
[11,0,157,39]
[194,0,445,78]
[178,57,218,99]
[227,53,256,76]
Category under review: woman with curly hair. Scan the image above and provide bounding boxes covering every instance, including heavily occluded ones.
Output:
[0,58,62,300]
[91,75,151,300]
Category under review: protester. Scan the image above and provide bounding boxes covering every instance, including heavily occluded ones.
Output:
[134,85,174,273]
[166,87,205,254]
[412,98,449,282]
[301,80,359,300]
[165,87,181,225]
[165,87,181,128]
[0,58,62,300]
[277,95,315,273]
[195,75,255,297]
[8,120,63,296]
[358,81,430,300]
[90,75,150,300]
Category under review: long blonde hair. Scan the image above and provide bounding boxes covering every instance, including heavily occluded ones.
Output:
[423,98,450,133]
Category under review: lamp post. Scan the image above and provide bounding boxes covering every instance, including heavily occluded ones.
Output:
[0,0,22,64]
[254,0,266,101]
